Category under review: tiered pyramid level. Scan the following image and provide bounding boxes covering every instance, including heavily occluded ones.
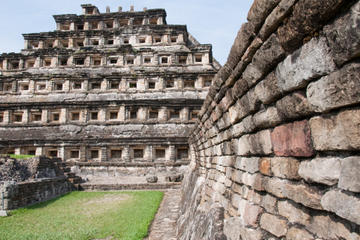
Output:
[0,4,220,164]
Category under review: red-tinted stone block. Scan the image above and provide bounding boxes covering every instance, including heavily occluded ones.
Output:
[271,120,314,157]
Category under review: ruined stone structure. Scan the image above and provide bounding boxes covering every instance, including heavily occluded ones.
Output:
[0,4,219,169]
[178,0,360,239]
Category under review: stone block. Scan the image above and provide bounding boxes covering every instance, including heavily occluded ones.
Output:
[283,182,323,210]
[230,116,255,138]
[254,72,281,105]
[253,107,282,129]
[260,194,277,214]
[271,157,300,180]
[299,157,341,186]
[234,157,259,173]
[260,213,288,237]
[223,217,241,240]
[224,217,263,240]
[307,63,360,112]
[242,63,263,88]
[321,190,360,225]
[263,177,287,198]
[276,91,314,120]
[309,109,360,151]
[241,173,264,191]
[217,156,235,167]
[324,1,360,66]
[247,0,281,31]
[231,169,243,184]
[252,34,285,75]
[241,203,263,227]
[338,157,360,193]
[306,214,359,240]
[277,0,346,52]
[231,79,248,101]
[276,37,336,92]
[286,227,314,240]
[238,130,273,156]
[271,120,314,157]
[259,0,298,40]
[278,200,310,225]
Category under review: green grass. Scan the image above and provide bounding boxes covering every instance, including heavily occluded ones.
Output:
[8,154,35,159]
[0,191,164,240]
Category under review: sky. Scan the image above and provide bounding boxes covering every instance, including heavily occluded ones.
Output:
[0,1,253,65]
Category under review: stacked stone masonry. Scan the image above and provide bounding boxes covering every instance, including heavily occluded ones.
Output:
[0,5,220,166]
[177,0,360,239]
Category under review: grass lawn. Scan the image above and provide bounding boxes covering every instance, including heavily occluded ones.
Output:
[0,191,164,240]
[8,154,35,159]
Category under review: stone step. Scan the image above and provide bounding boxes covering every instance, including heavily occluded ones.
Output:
[79,182,181,191]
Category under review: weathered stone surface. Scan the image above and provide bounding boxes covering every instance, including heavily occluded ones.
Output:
[307,62,360,112]
[299,157,341,186]
[321,190,360,225]
[276,37,336,92]
[230,116,255,138]
[306,214,359,240]
[166,173,184,182]
[270,157,300,180]
[309,109,360,151]
[276,91,314,119]
[260,194,277,214]
[247,0,281,31]
[277,0,346,52]
[338,157,360,193]
[260,213,288,237]
[223,217,241,240]
[224,217,263,240]
[253,107,282,129]
[263,177,287,198]
[283,182,323,210]
[241,173,264,191]
[286,227,314,240]
[240,202,263,227]
[254,72,281,105]
[250,34,286,82]
[259,0,298,40]
[146,175,158,183]
[325,1,360,66]
[231,79,249,101]
[278,200,311,225]
[234,157,259,173]
[236,130,273,156]
[242,63,263,88]
[271,120,314,157]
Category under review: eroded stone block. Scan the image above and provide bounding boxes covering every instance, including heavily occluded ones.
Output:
[299,157,341,186]
[338,157,360,193]
[260,213,288,237]
[271,120,314,157]
[307,62,360,113]
[276,37,336,92]
[309,109,360,151]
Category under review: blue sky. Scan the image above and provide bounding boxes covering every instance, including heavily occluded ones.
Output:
[0,1,253,65]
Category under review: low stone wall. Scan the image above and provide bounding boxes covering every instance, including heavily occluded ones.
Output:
[0,177,72,210]
[178,0,360,239]
[71,161,189,180]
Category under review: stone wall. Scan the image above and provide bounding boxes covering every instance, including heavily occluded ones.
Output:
[0,177,72,210]
[178,0,360,239]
